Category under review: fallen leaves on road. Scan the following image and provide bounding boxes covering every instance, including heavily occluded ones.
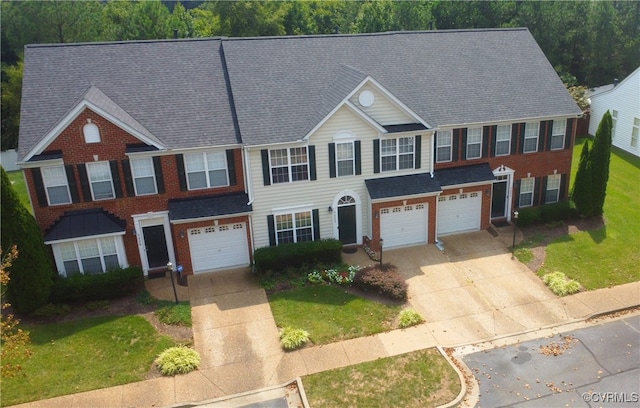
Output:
[539,335,578,356]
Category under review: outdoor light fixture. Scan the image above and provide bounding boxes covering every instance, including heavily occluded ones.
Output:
[379,238,384,265]
[166,262,179,304]
[511,211,519,259]
[328,206,333,212]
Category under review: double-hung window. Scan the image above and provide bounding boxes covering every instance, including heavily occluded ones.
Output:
[523,122,539,153]
[270,147,308,183]
[86,161,115,200]
[519,178,535,207]
[185,151,228,190]
[632,118,639,148]
[58,237,120,276]
[495,125,511,156]
[466,127,482,159]
[550,119,566,150]
[130,157,157,195]
[436,131,452,162]
[336,142,355,177]
[381,136,414,171]
[41,165,71,205]
[545,174,561,203]
[275,211,313,244]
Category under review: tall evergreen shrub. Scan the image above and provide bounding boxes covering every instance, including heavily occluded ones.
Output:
[571,140,594,217]
[590,111,613,215]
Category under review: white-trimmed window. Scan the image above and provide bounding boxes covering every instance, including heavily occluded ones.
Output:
[611,110,618,140]
[130,157,157,195]
[41,165,71,205]
[275,211,313,244]
[495,125,511,156]
[86,161,114,200]
[83,122,101,143]
[185,151,228,190]
[545,174,561,203]
[336,142,355,176]
[436,130,452,162]
[381,137,414,171]
[550,119,566,150]
[56,237,122,276]
[519,177,535,207]
[523,122,539,153]
[466,127,482,159]
[631,118,639,148]
[270,147,308,183]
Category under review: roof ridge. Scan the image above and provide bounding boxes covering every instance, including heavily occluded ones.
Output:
[25,36,222,49]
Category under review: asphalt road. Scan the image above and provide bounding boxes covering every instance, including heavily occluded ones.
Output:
[462,314,640,407]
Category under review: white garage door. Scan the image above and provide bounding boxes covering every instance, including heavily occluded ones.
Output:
[380,203,428,248]
[188,223,250,273]
[437,192,482,236]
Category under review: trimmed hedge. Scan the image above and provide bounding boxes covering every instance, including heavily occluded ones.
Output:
[516,201,576,227]
[254,239,343,275]
[49,266,144,304]
[353,263,407,301]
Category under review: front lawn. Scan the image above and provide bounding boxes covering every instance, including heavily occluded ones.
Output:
[1,315,176,406]
[268,285,401,345]
[539,139,640,288]
[303,348,460,407]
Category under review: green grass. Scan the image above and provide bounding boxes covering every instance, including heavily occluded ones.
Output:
[6,169,33,214]
[1,315,176,406]
[539,138,640,289]
[303,349,460,408]
[268,285,401,345]
[155,301,192,327]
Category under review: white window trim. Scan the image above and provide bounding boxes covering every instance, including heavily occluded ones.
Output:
[495,124,511,156]
[83,122,101,144]
[86,161,115,201]
[611,110,618,140]
[519,177,535,207]
[631,118,639,148]
[436,130,452,163]
[52,235,127,277]
[41,165,72,205]
[269,147,309,184]
[466,127,482,159]
[274,210,315,245]
[523,122,539,154]
[130,157,157,196]
[336,141,355,177]
[545,174,561,204]
[184,151,229,190]
[380,136,415,171]
[550,119,566,150]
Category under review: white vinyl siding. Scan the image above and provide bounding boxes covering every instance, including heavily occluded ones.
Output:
[466,127,482,159]
[523,122,539,153]
[41,165,71,205]
[55,236,124,276]
[185,151,228,190]
[611,110,618,140]
[86,161,114,200]
[270,147,309,183]
[632,118,639,148]
[381,136,414,171]
[495,125,511,156]
[348,84,414,125]
[519,178,534,207]
[545,174,561,203]
[336,141,355,176]
[130,157,157,195]
[550,119,566,150]
[436,130,452,162]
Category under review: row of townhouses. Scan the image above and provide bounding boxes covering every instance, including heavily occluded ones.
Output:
[17,28,582,277]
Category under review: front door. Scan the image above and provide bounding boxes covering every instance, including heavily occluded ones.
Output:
[142,225,169,269]
[491,181,507,218]
[338,205,357,244]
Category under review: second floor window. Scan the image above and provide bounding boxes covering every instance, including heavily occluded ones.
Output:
[381,137,414,171]
[436,131,452,162]
[495,125,511,156]
[519,177,534,207]
[550,119,566,150]
[523,122,539,153]
[466,127,482,159]
[270,147,308,183]
[41,165,71,205]
[86,161,114,200]
[130,157,157,195]
[185,151,228,190]
[336,142,355,176]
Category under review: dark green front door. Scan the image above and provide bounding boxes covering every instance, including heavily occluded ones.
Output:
[143,225,169,268]
[338,205,357,244]
[492,181,507,218]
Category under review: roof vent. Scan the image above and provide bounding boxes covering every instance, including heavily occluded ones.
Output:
[613,78,619,87]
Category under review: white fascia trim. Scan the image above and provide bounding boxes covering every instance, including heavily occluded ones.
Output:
[444,114,582,129]
[245,140,309,150]
[271,203,314,214]
[243,146,253,204]
[371,192,439,204]
[171,212,252,225]
[24,101,165,162]
[18,158,65,168]
[439,180,494,191]
[45,231,125,245]
[168,144,243,155]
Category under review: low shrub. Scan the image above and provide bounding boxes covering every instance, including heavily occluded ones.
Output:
[85,300,110,311]
[353,264,407,301]
[540,201,575,223]
[542,271,581,296]
[49,267,144,304]
[515,207,541,227]
[30,303,71,317]
[398,308,424,328]
[280,327,310,351]
[254,239,343,275]
[155,346,200,376]
[155,302,192,327]
[308,265,360,285]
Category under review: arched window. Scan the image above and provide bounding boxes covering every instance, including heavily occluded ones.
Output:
[83,122,101,143]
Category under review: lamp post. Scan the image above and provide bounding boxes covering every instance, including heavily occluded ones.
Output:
[379,238,384,266]
[511,211,519,259]
[166,261,179,304]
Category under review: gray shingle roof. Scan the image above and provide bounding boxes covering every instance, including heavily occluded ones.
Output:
[434,163,496,187]
[168,192,252,221]
[44,208,127,242]
[365,173,441,200]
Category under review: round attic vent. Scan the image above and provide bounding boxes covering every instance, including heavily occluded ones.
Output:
[358,90,374,107]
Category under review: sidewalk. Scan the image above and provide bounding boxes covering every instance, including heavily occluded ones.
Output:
[11,228,640,407]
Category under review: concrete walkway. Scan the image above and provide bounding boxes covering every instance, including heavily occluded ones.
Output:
[12,226,640,408]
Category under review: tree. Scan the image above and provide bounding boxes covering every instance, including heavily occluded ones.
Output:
[0,168,54,314]
[590,111,613,216]
[1,60,23,150]
[571,140,594,218]
[1,245,32,378]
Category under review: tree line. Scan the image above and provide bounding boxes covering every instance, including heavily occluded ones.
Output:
[2,0,639,150]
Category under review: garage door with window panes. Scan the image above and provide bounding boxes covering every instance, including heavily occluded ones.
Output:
[188,223,250,273]
[380,203,428,248]
[437,192,481,236]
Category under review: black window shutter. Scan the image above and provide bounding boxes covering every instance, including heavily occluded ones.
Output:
[267,215,276,246]
[31,168,48,207]
[226,150,237,186]
[461,129,468,160]
[538,122,547,152]
[175,154,187,191]
[533,177,542,206]
[354,140,362,175]
[544,121,553,151]
[564,118,574,150]
[308,145,317,181]
[110,160,123,198]
[490,126,497,157]
[65,165,80,203]
[261,149,271,186]
[414,135,421,169]
[515,179,522,208]
[153,156,165,193]
[328,143,336,178]
[312,209,320,241]
[482,126,490,158]
[452,129,460,162]
[122,159,135,196]
[77,164,92,202]
[560,174,568,200]
[373,139,380,173]
[541,176,548,204]
[514,123,522,155]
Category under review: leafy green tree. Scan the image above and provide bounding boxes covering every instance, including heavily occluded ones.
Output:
[1,60,23,150]
[102,0,172,41]
[0,168,54,314]
[356,0,398,33]
[571,140,594,218]
[590,111,613,216]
